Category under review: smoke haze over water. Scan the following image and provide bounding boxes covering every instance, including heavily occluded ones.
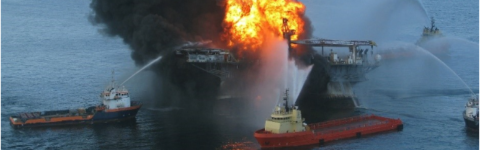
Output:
[301,0,429,42]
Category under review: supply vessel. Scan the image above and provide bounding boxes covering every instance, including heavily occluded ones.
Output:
[9,73,142,128]
[416,17,444,45]
[377,17,448,61]
[253,89,403,148]
[463,95,479,131]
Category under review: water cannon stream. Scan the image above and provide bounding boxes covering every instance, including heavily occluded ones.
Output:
[120,40,212,85]
[121,55,163,85]
[389,42,476,95]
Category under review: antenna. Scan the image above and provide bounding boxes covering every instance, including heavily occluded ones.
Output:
[430,17,435,31]
[285,89,290,112]
[431,17,435,27]
[111,70,115,87]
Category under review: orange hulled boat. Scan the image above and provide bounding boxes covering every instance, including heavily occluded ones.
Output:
[254,89,403,148]
[9,72,142,128]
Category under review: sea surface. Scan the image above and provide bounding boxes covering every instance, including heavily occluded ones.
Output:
[2,0,479,149]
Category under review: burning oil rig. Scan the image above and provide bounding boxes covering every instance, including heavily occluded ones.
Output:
[168,18,382,120]
[167,41,254,115]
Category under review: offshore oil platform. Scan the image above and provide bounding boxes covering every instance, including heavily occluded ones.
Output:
[168,40,252,115]
[174,45,239,82]
[167,18,382,120]
[283,18,379,83]
[282,18,381,121]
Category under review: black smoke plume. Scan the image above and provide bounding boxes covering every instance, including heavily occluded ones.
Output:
[89,0,228,108]
[89,0,226,65]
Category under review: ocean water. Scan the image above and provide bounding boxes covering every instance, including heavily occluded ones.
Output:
[1,0,478,149]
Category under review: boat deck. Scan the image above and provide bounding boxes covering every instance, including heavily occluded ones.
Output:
[12,106,97,120]
[312,119,384,134]
[254,114,403,148]
[19,112,41,119]
[308,114,402,137]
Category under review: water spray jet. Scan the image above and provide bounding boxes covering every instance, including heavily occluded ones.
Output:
[413,45,475,95]
[121,55,163,85]
[379,41,475,95]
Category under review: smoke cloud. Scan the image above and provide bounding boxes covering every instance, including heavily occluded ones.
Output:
[89,0,226,108]
[89,0,226,65]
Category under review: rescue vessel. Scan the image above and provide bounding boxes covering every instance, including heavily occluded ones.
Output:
[9,73,142,128]
[416,17,451,57]
[463,95,479,131]
[254,89,403,148]
[416,17,443,45]
[378,17,448,61]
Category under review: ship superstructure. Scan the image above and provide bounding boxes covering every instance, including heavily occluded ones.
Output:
[264,89,307,134]
[100,72,132,109]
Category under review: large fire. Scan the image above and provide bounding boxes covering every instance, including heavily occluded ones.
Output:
[222,0,306,53]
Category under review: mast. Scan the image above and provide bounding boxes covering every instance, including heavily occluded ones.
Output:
[284,89,289,112]
[430,17,435,32]
[111,70,115,88]
[282,18,296,56]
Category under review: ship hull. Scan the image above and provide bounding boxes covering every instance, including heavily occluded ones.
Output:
[92,105,141,121]
[254,115,403,148]
[9,116,138,128]
[464,118,478,131]
[463,112,479,132]
[10,102,142,128]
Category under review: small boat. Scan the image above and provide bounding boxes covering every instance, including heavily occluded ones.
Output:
[416,17,450,56]
[416,17,444,45]
[9,72,142,128]
[253,89,403,148]
[378,17,448,61]
[463,95,479,131]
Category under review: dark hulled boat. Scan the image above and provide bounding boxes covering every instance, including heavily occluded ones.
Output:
[10,73,142,128]
[463,95,479,131]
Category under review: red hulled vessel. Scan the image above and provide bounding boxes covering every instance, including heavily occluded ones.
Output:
[253,89,403,148]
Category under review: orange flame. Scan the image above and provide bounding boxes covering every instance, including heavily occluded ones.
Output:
[222,0,306,53]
